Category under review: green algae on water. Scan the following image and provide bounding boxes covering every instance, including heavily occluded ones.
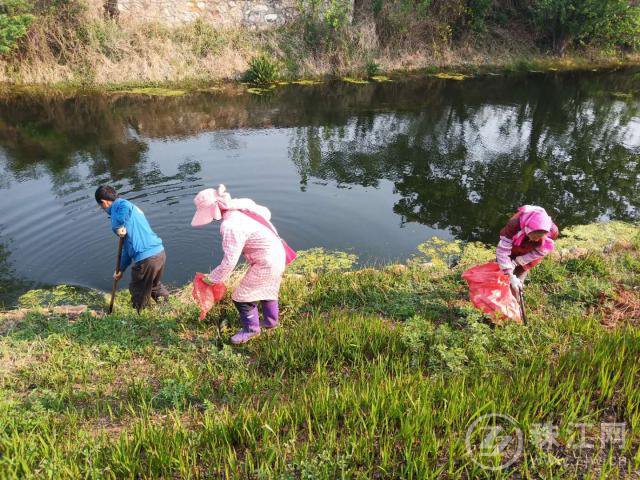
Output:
[18,284,105,309]
[341,77,369,84]
[610,91,634,99]
[246,85,276,95]
[433,72,468,81]
[286,248,357,276]
[291,79,323,86]
[119,87,187,97]
[371,75,392,82]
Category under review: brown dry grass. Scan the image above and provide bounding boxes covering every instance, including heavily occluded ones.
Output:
[596,288,640,329]
[3,16,258,85]
[3,11,638,87]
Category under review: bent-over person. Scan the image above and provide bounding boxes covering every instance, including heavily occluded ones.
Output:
[95,185,169,312]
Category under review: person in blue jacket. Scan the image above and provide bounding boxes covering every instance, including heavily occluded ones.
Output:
[95,185,169,312]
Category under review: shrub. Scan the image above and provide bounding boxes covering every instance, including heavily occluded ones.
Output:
[550,277,614,307]
[0,0,33,55]
[374,0,427,47]
[465,0,493,32]
[297,0,352,54]
[243,54,279,85]
[563,254,609,277]
[365,59,379,78]
[153,379,194,409]
[528,0,640,53]
[619,252,640,274]
[177,19,225,58]
[401,309,531,374]
[9,0,90,70]
[79,19,125,61]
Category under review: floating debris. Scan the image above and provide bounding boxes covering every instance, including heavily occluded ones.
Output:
[371,75,392,82]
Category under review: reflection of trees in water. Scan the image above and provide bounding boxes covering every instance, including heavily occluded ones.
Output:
[0,94,148,195]
[0,94,208,199]
[289,74,640,242]
[210,131,246,152]
[0,72,638,241]
[0,78,453,189]
[0,241,30,308]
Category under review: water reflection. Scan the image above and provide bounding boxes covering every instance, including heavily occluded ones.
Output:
[290,84,640,241]
[0,70,638,291]
[0,241,30,308]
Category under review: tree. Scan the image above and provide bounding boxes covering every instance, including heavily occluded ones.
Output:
[530,0,640,54]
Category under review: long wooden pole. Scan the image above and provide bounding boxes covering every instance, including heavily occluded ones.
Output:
[519,288,527,325]
[108,237,124,314]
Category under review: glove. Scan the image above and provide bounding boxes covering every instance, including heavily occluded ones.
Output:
[509,273,523,292]
[116,227,127,238]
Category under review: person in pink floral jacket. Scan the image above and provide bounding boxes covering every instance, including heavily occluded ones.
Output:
[496,205,559,296]
[191,185,286,344]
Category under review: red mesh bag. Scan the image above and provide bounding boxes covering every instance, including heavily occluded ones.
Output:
[461,262,522,324]
[192,273,227,320]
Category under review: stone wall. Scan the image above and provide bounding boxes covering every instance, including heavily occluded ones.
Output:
[107,0,298,29]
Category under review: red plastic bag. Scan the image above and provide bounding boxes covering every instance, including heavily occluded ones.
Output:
[461,262,522,324]
[282,239,297,265]
[192,273,227,320]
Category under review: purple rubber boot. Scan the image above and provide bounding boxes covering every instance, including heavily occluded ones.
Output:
[260,300,279,329]
[231,301,260,345]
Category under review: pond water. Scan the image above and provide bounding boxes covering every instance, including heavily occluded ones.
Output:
[1,69,639,301]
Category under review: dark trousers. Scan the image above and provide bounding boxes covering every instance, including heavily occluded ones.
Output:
[129,250,169,312]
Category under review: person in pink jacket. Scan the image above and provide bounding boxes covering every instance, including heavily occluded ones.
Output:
[496,205,559,296]
[191,185,286,344]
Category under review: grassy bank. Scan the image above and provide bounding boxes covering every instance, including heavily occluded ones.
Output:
[3,53,640,98]
[0,222,639,477]
[1,1,639,88]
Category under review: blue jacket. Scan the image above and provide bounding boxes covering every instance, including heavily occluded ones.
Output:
[107,198,164,272]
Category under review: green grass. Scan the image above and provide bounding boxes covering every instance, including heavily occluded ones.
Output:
[243,55,280,86]
[0,225,639,478]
